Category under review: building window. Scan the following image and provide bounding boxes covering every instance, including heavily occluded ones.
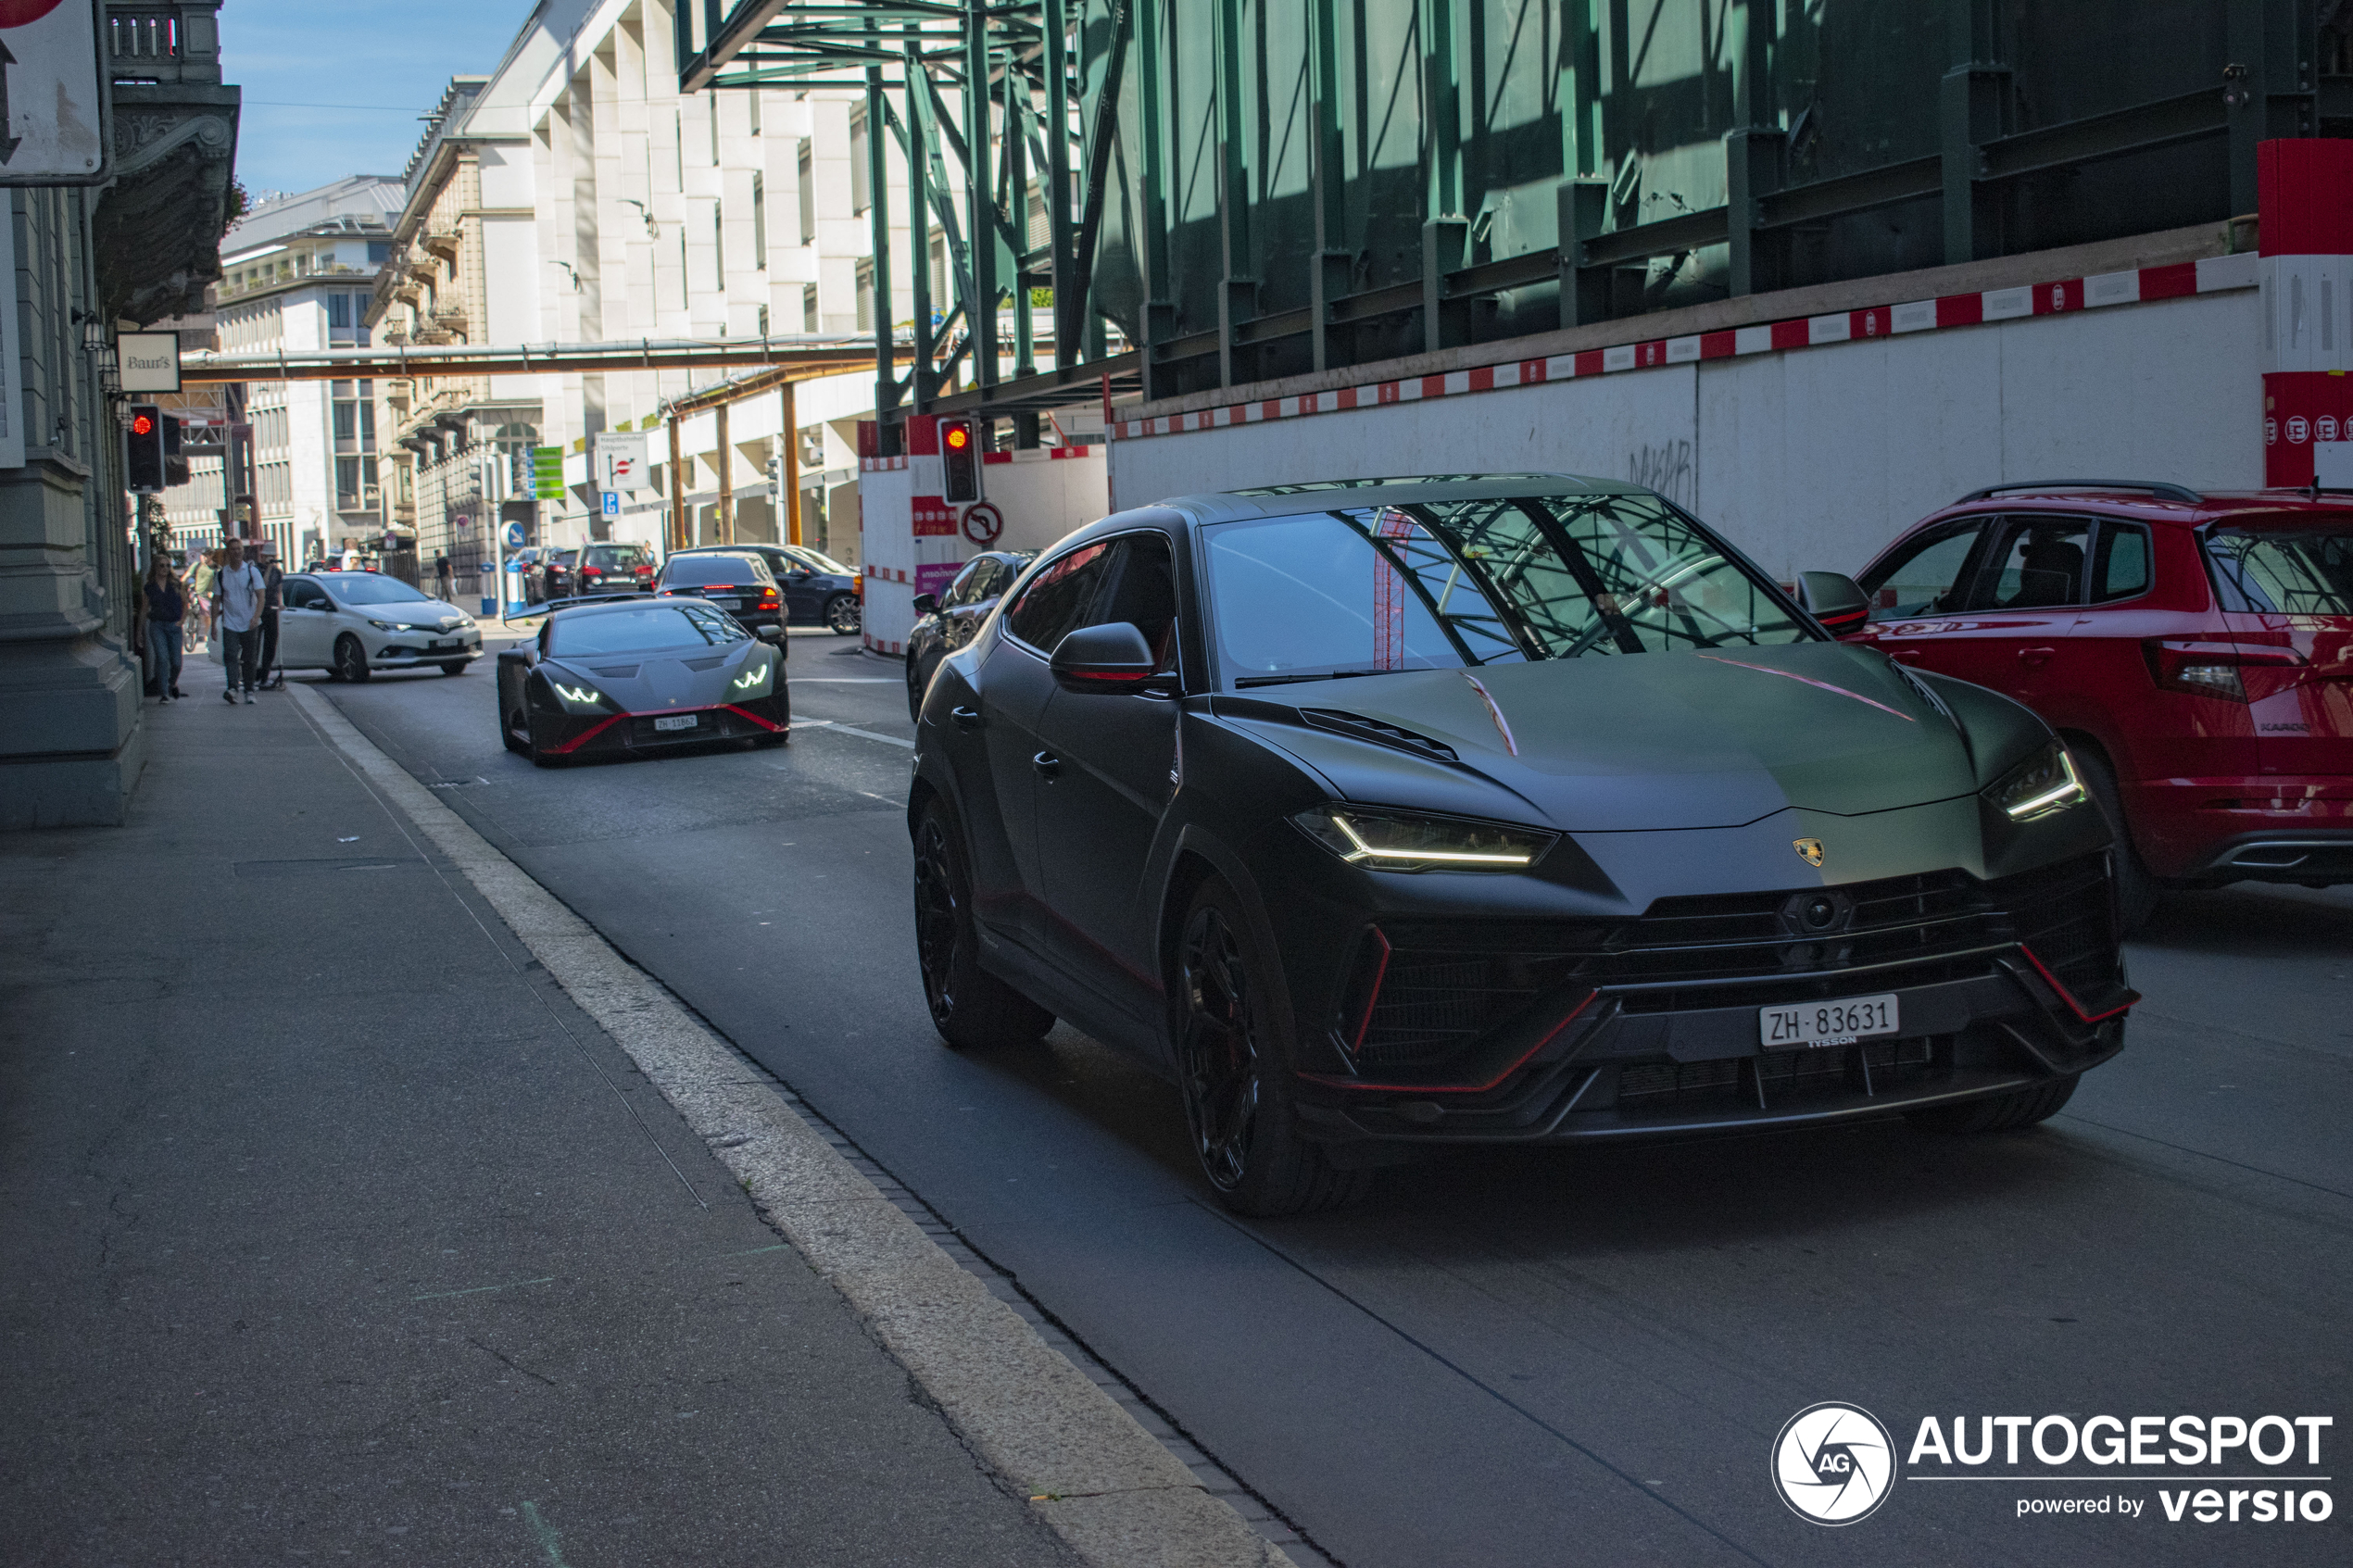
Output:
[368,241,389,263]
[850,106,870,214]
[757,304,770,337]
[748,91,761,136]
[803,284,818,333]
[856,257,874,332]
[710,102,721,166]
[713,197,726,279]
[798,140,815,244]
[751,174,766,270]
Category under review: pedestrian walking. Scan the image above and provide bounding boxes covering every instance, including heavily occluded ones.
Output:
[255,542,286,689]
[141,558,186,701]
[187,547,219,654]
[214,539,267,704]
[434,552,453,600]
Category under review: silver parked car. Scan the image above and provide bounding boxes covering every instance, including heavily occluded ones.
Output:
[279,571,483,681]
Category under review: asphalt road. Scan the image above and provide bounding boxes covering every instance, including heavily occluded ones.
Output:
[318,639,2352,1568]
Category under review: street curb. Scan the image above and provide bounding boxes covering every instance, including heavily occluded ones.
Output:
[287,684,1294,1568]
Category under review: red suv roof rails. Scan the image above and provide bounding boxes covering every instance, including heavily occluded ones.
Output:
[1955,480,2203,506]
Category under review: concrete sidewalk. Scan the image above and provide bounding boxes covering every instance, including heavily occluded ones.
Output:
[0,685,1079,1566]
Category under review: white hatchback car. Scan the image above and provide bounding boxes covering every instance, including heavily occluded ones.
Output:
[279,571,483,681]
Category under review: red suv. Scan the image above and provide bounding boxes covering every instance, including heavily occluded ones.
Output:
[1843,482,2353,923]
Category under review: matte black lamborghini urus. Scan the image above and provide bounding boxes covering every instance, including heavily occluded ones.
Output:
[908,475,2133,1215]
[497,597,788,765]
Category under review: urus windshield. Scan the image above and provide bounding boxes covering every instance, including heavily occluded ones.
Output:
[1203,492,1811,688]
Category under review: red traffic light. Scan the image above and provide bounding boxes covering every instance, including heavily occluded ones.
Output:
[132,413,155,436]
[944,424,970,450]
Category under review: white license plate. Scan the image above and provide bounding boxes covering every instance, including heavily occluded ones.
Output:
[710,597,742,609]
[653,714,699,733]
[1760,993,1899,1050]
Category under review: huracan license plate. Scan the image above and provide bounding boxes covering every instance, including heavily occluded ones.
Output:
[1760,993,1899,1050]
[653,714,698,732]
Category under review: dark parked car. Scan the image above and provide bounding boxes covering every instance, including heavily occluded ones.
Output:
[655,549,784,635]
[906,550,1035,718]
[669,543,862,633]
[910,474,2132,1215]
[1845,483,2353,926]
[576,541,657,596]
[496,597,788,765]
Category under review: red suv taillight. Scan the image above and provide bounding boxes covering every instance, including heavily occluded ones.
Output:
[761,586,779,602]
[2141,637,2303,702]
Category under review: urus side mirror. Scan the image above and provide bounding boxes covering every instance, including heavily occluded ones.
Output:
[1795,571,1871,638]
[1050,621,1167,695]
[911,592,939,616]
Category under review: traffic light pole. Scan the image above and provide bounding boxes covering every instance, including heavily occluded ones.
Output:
[781,379,800,546]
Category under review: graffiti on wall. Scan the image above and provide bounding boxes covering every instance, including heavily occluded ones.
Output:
[1628,439,1694,508]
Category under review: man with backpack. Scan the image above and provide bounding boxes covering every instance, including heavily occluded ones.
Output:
[214,538,268,704]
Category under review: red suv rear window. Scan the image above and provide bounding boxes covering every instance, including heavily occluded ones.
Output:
[2207,518,2353,614]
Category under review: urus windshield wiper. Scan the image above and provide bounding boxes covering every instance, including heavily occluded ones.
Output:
[1233,667,1420,688]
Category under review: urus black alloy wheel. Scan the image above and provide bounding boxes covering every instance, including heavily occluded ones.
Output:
[913,814,963,1028]
[1178,902,1262,1193]
[912,800,1054,1048]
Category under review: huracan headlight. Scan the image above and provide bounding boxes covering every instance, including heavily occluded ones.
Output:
[1293,807,1556,872]
[550,682,605,709]
[730,660,773,695]
[1985,741,2089,822]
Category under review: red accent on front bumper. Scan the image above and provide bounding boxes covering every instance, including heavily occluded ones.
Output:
[550,714,623,754]
[724,703,785,733]
[2018,943,2137,1023]
[1302,989,1602,1095]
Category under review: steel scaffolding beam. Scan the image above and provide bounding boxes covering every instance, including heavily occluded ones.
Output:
[687,1,2328,420]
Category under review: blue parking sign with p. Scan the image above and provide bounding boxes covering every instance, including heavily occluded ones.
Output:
[602,492,620,517]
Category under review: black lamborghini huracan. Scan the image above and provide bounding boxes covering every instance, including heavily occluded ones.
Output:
[908,475,2133,1215]
[497,597,788,765]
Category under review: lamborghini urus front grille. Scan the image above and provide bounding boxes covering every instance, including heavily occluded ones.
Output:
[1336,855,2114,1073]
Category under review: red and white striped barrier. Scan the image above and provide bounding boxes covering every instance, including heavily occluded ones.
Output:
[1113,253,2259,442]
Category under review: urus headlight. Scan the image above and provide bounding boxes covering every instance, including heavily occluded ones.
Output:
[730,660,774,695]
[550,681,605,709]
[1985,740,2089,822]
[1294,807,1556,872]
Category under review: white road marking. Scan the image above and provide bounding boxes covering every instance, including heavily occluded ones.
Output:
[287,682,1284,1568]
[790,718,915,748]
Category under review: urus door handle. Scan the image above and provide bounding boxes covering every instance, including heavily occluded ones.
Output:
[1032,751,1061,778]
[950,706,982,731]
[2017,646,2056,670]
[1887,648,1924,664]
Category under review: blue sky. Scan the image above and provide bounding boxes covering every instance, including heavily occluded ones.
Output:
[221,0,535,196]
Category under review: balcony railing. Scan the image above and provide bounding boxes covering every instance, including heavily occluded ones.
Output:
[107,3,223,86]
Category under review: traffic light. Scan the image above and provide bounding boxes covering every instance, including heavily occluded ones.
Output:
[162,414,189,488]
[125,405,166,493]
[939,416,982,503]
[767,454,786,502]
